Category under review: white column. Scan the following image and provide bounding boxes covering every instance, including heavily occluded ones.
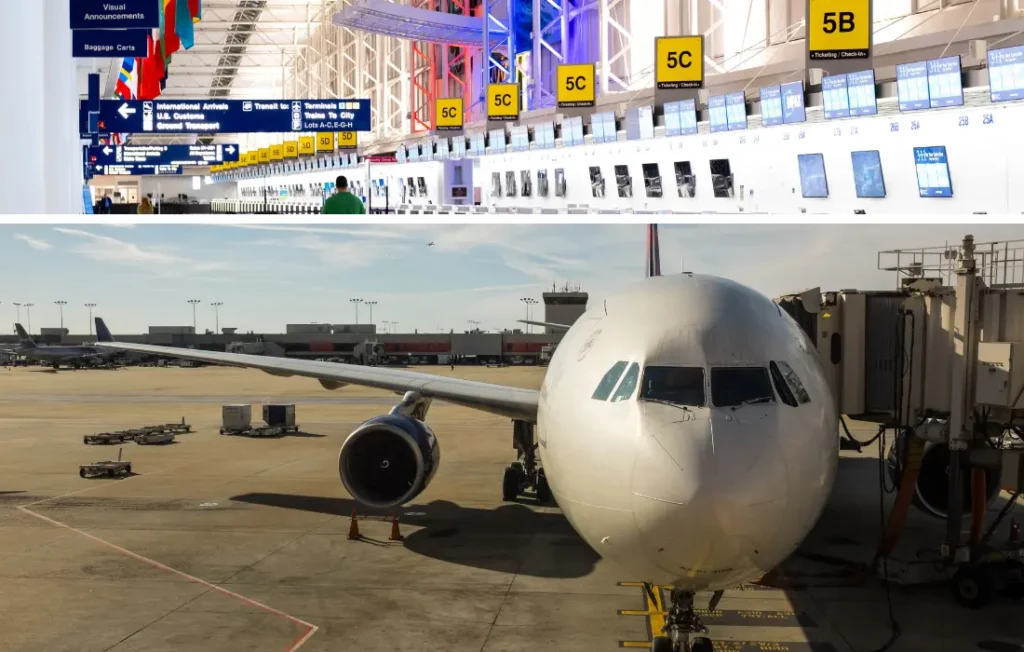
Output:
[44,0,81,214]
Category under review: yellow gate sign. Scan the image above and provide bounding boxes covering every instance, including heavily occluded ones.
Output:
[298,136,315,156]
[283,141,298,158]
[337,131,358,149]
[807,0,871,60]
[487,83,519,121]
[258,148,270,163]
[316,132,335,152]
[655,36,704,90]
[269,144,284,161]
[435,97,464,131]
[557,64,596,108]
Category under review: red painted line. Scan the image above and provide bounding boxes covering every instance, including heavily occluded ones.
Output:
[17,505,319,650]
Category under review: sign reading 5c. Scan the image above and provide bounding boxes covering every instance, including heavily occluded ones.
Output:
[487,83,519,121]
[435,97,464,131]
[655,35,704,90]
[557,64,596,108]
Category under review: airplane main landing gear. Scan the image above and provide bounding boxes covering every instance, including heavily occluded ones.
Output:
[650,587,715,652]
[502,420,551,503]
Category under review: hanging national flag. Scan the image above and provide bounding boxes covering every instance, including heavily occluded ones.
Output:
[190,0,202,23]
[139,34,162,100]
[162,0,180,61]
[175,0,195,50]
[115,57,137,100]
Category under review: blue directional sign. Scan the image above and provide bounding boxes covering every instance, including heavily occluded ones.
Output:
[90,163,183,176]
[73,29,148,58]
[70,0,161,30]
[89,144,241,166]
[79,98,372,135]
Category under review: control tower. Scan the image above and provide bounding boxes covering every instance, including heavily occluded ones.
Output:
[542,282,588,333]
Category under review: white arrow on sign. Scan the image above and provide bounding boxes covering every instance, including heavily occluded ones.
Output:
[226,146,235,154]
[102,146,113,155]
[118,103,137,119]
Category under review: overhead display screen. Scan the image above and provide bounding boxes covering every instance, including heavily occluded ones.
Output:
[452,136,466,158]
[851,150,886,198]
[708,95,728,133]
[913,146,953,197]
[663,99,698,136]
[988,45,1024,102]
[846,70,878,116]
[535,122,555,149]
[626,105,655,140]
[510,126,529,151]
[591,112,617,143]
[396,144,406,163]
[897,61,930,111]
[927,56,964,108]
[726,92,747,131]
[781,81,806,124]
[759,85,783,127]
[489,129,507,153]
[562,116,585,146]
[797,153,829,198]
[469,132,485,156]
[821,74,850,119]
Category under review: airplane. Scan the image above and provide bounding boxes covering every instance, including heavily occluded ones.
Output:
[10,323,116,369]
[427,241,435,247]
[92,225,839,652]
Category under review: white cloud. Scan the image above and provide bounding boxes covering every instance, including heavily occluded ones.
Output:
[52,227,227,274]
[13,234,52,251]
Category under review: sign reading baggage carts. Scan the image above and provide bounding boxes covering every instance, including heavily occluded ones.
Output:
[807,0,871,61]
[338,132,358,149]
[72,29,149,58]
[316,132,335,152]
[557,64,596,108]
[655,36,704,89]
[284,141,299,158]
[70,0,161,30]
[487,84,520,121]
[435,98,464,131]
[298,136,315,155]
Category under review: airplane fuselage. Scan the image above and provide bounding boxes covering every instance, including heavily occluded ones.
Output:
[536,274,838,591]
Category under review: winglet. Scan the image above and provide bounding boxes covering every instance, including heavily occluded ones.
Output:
[95,317,114,343]
[646,224,661,278]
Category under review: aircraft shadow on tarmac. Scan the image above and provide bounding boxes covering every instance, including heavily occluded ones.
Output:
[231,493,600,579]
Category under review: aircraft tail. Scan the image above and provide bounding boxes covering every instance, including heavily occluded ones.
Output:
[646,224,661,278]
[14,323,35,348]
[95,317,114,343]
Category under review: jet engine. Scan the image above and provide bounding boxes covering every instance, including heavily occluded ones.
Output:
[886,429,1002,520]
[338,413,440,509]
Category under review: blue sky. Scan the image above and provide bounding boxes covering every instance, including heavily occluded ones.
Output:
[1,223,1021,335]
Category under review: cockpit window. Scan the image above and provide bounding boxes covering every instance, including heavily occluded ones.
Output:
[639,366,706,407]
[769,362,798,407]
[592,361,628,400]
[710,367,775,407]
[773,360,811,404]
[610,363,641,402]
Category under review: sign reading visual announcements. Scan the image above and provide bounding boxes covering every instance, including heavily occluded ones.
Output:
[73,29,149,58]
[89,144,240,166]
[79,98,372,135]
[557,64,596,108]
[487,84,520,122]
[70,0,161,30]
[435,98,464,131]
[655,36,704,90]
[806,0,872,75]
[337,132,358,149]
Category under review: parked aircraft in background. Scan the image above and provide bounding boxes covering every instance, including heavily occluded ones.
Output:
[10,323,115,369]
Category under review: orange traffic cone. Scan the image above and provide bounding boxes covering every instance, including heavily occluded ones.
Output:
[389,514,404,541]
[347,509,361,540]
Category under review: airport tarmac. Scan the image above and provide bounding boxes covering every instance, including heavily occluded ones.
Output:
[0,365,1020,652]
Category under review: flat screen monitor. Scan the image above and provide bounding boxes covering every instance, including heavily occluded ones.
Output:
[563,116,584,146]
[988,45,1024,102]
[797,153,829,198]
[452,136,466,158]
[591,111,617,143]
[510,126,529,151]
[663,98,698,136]
[435,138,449,158]
[489,129,507,153]
[913,145,953,197]
[535,122,555,149]
[626,105,654,140]
[408,143,420,161]
[396,144,406,163]
[421,141,433,161]
[469,132,485,156]
[927,55,963,108]
[759,85,783,127]
[847,70,877,116]
[726,92,747,130]
[897,61,930,111]
[708,95,728,133]
[821,74,850,119]
[781,80,806,124]
[851,150,886,198]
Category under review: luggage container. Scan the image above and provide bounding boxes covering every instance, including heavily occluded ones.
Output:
[221,404,252,434]
[263,403,298,432]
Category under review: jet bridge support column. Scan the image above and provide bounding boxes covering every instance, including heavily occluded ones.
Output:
[945,235,983,561]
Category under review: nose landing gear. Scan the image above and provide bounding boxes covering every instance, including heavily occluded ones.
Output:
[502,420,551,503]
[650,587,715,652]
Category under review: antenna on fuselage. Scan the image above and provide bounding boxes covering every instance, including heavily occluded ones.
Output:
[645,224,661,278]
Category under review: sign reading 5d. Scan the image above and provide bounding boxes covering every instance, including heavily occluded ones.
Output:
[283,141,298,158]
[655,36,704,89]
[487,83,520,121]
[338,132,358,149]
[298,136,315,156]
[316,132,335,152]
[807,0,871,60]
[435,98,464,131]
[557,64,596,108]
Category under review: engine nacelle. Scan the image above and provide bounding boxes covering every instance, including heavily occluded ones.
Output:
[319,379,348,390]
[338,414,441,509]
[886,430,1002,520]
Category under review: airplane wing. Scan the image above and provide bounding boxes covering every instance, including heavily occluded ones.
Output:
[517,319,571,332]
[94,319,538,422]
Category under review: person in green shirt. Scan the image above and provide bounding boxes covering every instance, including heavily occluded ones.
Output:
[322,175,366,214]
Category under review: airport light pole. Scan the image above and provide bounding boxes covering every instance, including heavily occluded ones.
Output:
[350,298,363,324]
[24,303,34,335]
[520,297,538,333]
[364,301,377,327]
[211,302,224,334]
[85,303,97,336]
[54,300,67,332]
[468,319,480,331]
[187,299,201,331]
[12,302,20,325]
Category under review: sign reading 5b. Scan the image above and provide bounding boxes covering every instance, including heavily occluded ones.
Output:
[655,35,704,90]
[435,97,464,131]
[807,0,871,60]
[487,83,520,121]
[557,64,596,108]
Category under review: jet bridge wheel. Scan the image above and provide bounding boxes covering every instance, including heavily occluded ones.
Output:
[952,566,995,609]
[502,464,523,501]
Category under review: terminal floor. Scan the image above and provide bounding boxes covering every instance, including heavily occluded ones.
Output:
[0,366,1020,652]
